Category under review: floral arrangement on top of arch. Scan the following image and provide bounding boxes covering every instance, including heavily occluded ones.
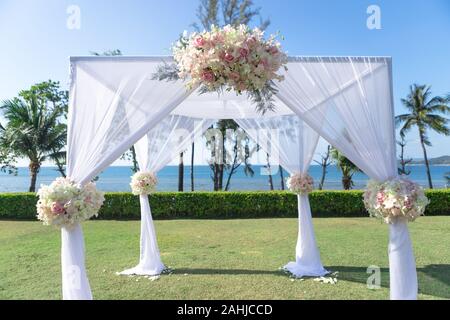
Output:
[153,24,288,113]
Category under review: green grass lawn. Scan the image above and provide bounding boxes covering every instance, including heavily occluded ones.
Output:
[0,217,449,300]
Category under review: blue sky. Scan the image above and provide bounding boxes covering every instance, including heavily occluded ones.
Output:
[0,0,449,166]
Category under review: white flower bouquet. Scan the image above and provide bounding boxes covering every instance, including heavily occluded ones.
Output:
[36,177,105,228]
[363,177,429,224]
[130,171,158,195]
[286,172,314,195]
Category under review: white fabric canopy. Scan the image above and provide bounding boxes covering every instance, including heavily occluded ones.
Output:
[236,115,328,277]
[120,115,214,276]
[65,55,418,300]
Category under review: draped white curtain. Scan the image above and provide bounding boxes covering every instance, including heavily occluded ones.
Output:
[236,115,328,277]
[276,56,417,299]
[120,115,214,275]
[64,57,191,299]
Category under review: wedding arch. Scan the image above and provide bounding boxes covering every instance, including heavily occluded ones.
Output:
[55,54,419,300]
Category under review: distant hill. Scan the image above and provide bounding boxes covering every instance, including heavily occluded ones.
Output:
[410,155,450,165]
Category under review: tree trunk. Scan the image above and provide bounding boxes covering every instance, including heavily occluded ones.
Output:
[318,145,331,190]
[190,142,195,191]
[342,175,352,190]
[319,164,327,190]
[419,133,433,189]
[29,161,40,192]
[131,146,139,173]
[218,164,224,190]
[178,152,184,192]
[266,153,274,191]
[279,165,285,190]
[55,158,66,178]
[213,163,220,191]
[268,173,274,191]
[218,137,226,191]
[224,140,240,191]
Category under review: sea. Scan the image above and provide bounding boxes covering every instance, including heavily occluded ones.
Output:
[0,165,448,192]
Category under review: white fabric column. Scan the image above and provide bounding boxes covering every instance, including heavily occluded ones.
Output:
[61,224,92,300]
[236,115,328,277]
[64,57,192,299]
[276,56,417,299]
[120,115,214,275]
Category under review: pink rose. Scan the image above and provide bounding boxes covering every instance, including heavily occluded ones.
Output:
[51,202,65,215]
[376,192,385,204]
[239,48,249,58]
[224,52,234,63]
[201,70,215,82]
[193,36,206,48]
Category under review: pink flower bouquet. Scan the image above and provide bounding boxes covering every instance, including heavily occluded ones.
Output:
[36,177,105,228]
[286,172,314,195]
[173,24,288,94]
[130,171,158,195]
[363,177,429,224]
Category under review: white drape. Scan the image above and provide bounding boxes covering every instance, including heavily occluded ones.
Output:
[120,115,214,275]
[276,56,417,299]
[64,57,192,299]
[236,115,328,277]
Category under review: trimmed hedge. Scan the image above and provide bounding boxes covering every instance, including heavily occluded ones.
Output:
[0,190,448,220]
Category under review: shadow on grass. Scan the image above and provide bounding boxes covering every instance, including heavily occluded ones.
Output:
[173,264,450,299]
[173,268,285,277]
[322,265,450,299]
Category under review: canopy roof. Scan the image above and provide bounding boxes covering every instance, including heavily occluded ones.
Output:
[69,55,391,119]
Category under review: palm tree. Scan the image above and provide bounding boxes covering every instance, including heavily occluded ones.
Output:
[395,85,450,189]
[0,124,17,175]
[330,148,361,190]
[0,97,66,192]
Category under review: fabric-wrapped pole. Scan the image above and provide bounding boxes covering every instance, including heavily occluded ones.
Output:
[284,195,328,276]
[120,115,214,275]
[120,195,165,275]
[389,222,417,299]
[61,224,92,300]
[236,114,327,277]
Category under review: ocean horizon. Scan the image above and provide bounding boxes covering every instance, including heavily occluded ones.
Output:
[0,164,448,192]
